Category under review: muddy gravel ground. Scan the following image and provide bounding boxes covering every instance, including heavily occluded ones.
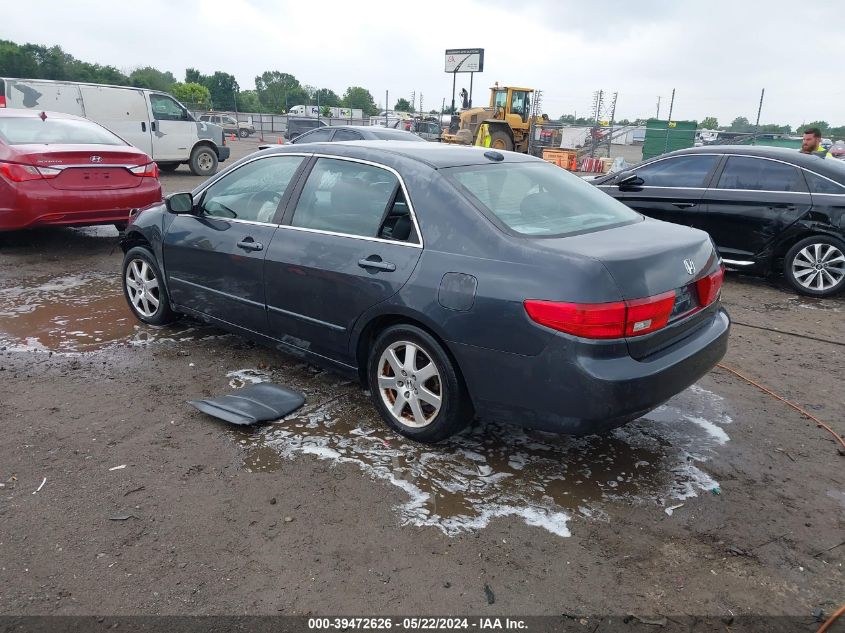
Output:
[0,138,843,629]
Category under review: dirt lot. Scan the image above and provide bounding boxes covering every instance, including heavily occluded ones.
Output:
[0,137,843,628]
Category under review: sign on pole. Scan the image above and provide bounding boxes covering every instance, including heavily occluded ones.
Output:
[445,49,484,73]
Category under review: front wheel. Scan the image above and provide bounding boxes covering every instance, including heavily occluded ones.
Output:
[783,236,845,297]
[367,325,473,443]
[189,146,218,177]
[238,128,250,138]
[122,246,177,325]
[489,129,514,151]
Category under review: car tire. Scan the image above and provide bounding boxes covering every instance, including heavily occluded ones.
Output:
[188,146,218,177]
[783,235,845,297]
[489,129,514,151]
[367,324,473,443]
[122,246,177,326]
[239,128,250,138]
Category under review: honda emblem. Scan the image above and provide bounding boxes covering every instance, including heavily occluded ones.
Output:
[90,155,102,163]
[684,259,696,275]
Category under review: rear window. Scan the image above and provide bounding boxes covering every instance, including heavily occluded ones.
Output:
[447,161,640,237]
[372,129,426,142]
[0,117,125,146]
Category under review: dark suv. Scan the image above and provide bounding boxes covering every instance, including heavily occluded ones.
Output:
[284,118,327,141]
[593,146,845,297]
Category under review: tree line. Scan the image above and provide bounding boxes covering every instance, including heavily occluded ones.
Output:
[0,39,381,116]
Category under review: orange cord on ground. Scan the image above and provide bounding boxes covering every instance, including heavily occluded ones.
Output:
[817,603,845,633]
[716,363,845,453]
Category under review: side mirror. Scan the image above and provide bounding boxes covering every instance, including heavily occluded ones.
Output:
[617,171,644,188]
[165,192,194,214]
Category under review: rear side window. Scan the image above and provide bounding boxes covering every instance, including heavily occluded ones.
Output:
[633,155,719,187]
[291,158,409,240]
[0,117,125,145]
[448,161,639,237]
[293,128,333,143]
[804,170,845,194]
[333,129,363,142]
[716,156,806,192]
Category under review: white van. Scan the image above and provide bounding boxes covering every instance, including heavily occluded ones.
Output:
[0,78,230,176]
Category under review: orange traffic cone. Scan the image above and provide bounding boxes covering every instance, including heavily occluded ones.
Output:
[277,137,283,144]
[230,132,236,141]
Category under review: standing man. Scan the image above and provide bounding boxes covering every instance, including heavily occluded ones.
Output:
[800,127,832,157]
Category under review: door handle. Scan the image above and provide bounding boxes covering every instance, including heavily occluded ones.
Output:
[151,121,157,132]
[141,121,146,132]
[672,202,697,209]
[237,238,263,252]
[358,256,396,272]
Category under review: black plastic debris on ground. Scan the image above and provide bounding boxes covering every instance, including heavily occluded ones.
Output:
[188,383,305,426]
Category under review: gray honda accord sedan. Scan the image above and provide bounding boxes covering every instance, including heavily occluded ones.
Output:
[120,141,730,442]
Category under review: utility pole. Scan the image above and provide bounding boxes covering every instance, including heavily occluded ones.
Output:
[590,90,603,157]
[410,91,415,114]
[656,95,661,119]
[752,88,765,145]
[606,92,618,157]
[385,90,389,127]
[663,88,676,154]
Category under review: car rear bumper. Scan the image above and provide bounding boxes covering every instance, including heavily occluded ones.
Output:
[453,306,730,435]
[0,179,162,231]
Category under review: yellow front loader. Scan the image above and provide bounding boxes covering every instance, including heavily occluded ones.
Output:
[442,84,544,153]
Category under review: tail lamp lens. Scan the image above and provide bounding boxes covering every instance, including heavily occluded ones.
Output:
[524,290,676,340]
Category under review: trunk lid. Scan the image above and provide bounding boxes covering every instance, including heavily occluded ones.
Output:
[541,218,717,300]
[13,144,149,191]
[534,218,721,359]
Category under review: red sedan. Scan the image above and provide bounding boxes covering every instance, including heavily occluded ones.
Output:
[0,109,162,231]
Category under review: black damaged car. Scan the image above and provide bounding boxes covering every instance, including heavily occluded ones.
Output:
[593,146,845,297]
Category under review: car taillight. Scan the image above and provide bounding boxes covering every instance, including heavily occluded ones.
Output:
[0,95,6,108]
[524,290,676,339]
[695,264,725,307]
[0,161,44,182]
[129,162,159,178]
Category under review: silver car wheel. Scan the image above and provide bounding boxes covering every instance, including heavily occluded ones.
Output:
[377,341,443,428]
[791,243,845,291]
[197,151,214,172]
[125,258,161,318]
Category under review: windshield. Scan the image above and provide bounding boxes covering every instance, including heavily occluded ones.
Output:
[0,117,126,146]
[447,161,640,237]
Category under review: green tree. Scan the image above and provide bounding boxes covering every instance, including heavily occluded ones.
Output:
[796,120,829,134]
[255,71,304,113]
[314,88,341,107]
[828,125,845,140]
[728,117,752,132]
[129,66,176,92]
[700,116,719,130]
[320,105,332,117]
[394,98,414,112]
[342,86,378,116]
[559,114,575,124]
[171,82,211,108]
[236,89,263,113]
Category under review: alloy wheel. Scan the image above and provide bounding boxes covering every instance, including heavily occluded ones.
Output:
[377,341,443,428]
[125,258,161,318]
[791,242,845,292]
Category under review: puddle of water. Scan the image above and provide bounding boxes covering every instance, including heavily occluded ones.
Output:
[235,369,732,538]
[0,272,213,353]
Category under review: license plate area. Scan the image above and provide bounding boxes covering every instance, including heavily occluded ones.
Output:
[669,283,699,321]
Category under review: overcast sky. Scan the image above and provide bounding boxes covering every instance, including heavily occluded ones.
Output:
[3,0,844,126]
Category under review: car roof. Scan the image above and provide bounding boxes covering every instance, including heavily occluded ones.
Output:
[0,108,85,121]
[264,140,540,169]
[665,145,845,180]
